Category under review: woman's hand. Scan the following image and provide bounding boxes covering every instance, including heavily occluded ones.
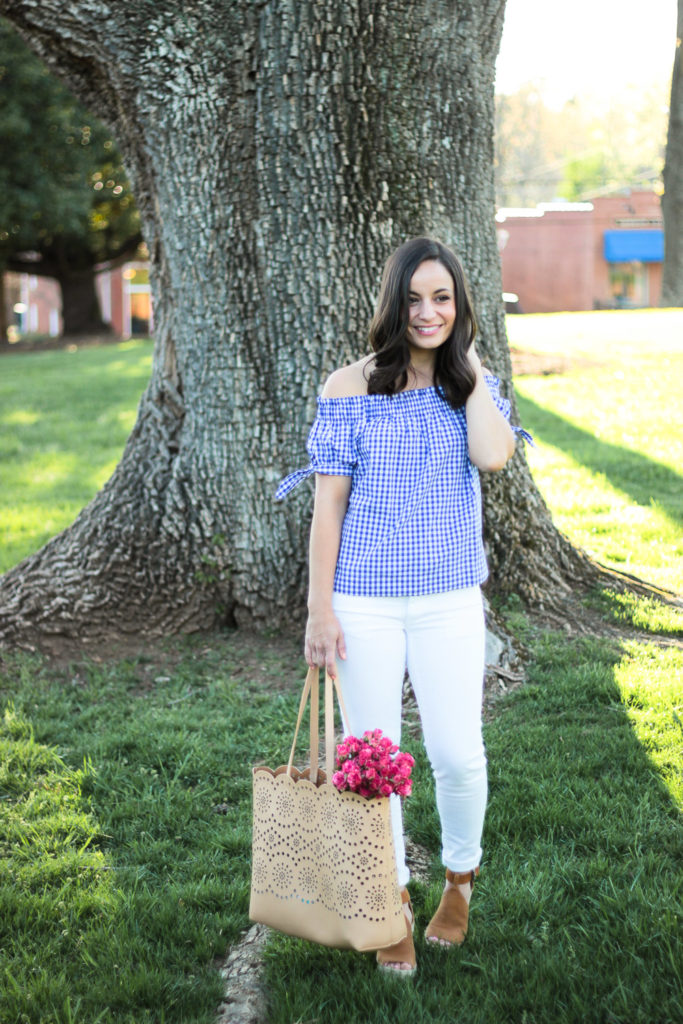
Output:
[464,345,515,471]
[305,608,347,679]
[466,342,484,379]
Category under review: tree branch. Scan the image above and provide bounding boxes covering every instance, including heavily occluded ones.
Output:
[0,2,115,109]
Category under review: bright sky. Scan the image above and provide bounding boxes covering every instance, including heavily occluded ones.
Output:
[496,0,677,106]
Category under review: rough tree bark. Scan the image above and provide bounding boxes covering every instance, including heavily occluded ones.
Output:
[661,0,683,306]
[0,0,603,650]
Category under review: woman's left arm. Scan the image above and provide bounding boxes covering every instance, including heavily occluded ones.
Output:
[465,347,515,471]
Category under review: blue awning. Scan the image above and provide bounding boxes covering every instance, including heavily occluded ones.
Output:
[603,229,663,263]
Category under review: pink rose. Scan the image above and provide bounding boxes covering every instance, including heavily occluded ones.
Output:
[333,732,413,799]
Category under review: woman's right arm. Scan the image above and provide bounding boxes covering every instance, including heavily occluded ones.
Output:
[305,358,369,676]
[305,473,352,679]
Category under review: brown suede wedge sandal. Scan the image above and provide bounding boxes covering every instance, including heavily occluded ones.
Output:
[425,867,479,947]
[376,888,416,977]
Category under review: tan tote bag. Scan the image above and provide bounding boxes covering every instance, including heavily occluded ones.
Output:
[249,666,405,951]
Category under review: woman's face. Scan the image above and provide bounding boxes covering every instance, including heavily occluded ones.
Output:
[406,260,456,355]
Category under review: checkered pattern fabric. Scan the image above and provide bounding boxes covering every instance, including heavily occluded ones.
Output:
[275,375,532,597]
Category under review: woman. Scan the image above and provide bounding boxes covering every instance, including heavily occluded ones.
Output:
[276,237,529,976]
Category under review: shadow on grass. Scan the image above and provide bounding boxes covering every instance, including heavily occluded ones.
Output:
[262,634,683,1024]
[584,587,683,638]
[515,393,683,528]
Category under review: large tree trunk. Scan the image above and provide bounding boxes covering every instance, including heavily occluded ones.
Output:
[0,268,8,346]
[661,0,683,306]
[58,267,107,335]
[0,0,598,651]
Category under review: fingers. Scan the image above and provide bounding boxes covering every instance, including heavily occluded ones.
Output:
[305,612,346,678]
[336,630,347,662]
[304,636,332,671]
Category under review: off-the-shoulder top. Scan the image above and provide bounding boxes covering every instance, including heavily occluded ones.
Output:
[276,375,532,597]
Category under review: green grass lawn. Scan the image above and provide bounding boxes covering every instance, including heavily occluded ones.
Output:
[0,637,303,1024]
[508,309,683,594]
[1,313,682,1023]
[0,340,152,573]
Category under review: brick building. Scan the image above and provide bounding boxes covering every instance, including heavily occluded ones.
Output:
[96,262,153,337]
[4,272,62,338]
[497,190,664,313]
[2,260,152,341]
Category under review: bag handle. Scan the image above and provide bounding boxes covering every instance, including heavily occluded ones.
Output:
[286,665,351,784]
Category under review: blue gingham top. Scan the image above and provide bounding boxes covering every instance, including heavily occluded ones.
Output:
[275,374,532,597]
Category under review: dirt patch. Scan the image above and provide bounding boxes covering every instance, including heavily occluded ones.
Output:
[0,626,304,697]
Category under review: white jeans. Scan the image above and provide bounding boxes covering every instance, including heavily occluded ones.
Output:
[332,587,487,888]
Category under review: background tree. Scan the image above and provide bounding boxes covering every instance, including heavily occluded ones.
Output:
[661,0,683,305]
[0,0,622,653]
[0,18,141,338]
[495,84,668,208]
[559,153,612,203]
[494,85,577,206]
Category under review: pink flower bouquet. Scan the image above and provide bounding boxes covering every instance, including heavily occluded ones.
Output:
[332,729,414,799]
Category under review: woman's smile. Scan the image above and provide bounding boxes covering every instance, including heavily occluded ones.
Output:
[413,324,443,336]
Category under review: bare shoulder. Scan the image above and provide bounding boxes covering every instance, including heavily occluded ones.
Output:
[321,355,375,398]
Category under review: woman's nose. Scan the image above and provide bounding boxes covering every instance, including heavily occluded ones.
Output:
[417,299,436,320]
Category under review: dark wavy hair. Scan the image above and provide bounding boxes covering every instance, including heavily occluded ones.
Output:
[366,237,478,409]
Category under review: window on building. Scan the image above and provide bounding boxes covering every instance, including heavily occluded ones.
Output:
[123,265,152,336]
[129,291,151,335]
[608,262,649,308]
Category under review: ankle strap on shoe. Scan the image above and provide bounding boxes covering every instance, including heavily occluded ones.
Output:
[445,867,479,888]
